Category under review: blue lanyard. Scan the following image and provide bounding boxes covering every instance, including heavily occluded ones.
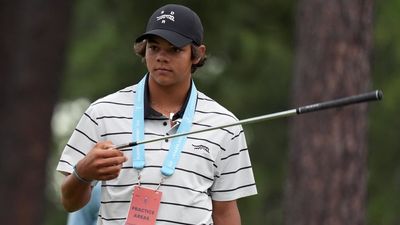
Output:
[132,75,197,177]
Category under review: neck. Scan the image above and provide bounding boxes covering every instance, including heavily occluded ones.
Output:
[148,78,191,117]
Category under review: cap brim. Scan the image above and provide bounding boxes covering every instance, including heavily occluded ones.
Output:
[135,29,192,48]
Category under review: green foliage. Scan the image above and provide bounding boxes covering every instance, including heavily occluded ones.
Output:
[49,0,400,224]
[368,1,400,224]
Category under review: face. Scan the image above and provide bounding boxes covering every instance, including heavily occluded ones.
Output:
[145,36,201,89]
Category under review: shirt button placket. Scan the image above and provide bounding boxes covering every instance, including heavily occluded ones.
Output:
[160,122,170,149]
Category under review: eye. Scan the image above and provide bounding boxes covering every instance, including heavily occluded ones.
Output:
[147,44,158,51]
[172,47,182,53]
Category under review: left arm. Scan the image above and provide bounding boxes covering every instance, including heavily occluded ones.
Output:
[212,200,241,225]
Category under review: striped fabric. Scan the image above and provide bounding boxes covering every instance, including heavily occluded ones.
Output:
[57,83,257,225]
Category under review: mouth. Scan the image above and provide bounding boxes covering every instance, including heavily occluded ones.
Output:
[154,67,172,73]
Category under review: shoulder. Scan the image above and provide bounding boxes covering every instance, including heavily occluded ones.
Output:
[83,85,137,117]
[197,91,237,117]
[90,85,136,107]
[196,91,240,127]
[92,85,136,105]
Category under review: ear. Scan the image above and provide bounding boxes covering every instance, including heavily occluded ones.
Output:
[193,45,206,64]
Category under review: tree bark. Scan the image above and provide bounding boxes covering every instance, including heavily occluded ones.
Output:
[285,0,373,225]
[0,0,72,224]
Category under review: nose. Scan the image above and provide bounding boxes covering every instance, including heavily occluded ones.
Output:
[156,50,169,63]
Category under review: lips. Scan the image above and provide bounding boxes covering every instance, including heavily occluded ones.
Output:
[154,67,173,76]
[155,67,172,72]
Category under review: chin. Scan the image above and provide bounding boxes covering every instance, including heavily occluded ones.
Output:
[152,77,176,87]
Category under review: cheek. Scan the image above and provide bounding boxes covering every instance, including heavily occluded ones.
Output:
[180,55,194,70]
[178,60,192,73]
[144,54,154,67]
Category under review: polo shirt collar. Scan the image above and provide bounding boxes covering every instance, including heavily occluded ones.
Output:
[143,75,193,120]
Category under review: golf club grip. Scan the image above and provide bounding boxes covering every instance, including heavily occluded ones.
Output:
[296,90,383,114]
[115,141,137,149]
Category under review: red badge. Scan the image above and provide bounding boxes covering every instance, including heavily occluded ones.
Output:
[125,186,162,225]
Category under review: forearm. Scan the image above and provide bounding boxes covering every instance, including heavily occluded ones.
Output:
[59,142,126,212]
[212,200,241,225]
[61,172,92,212]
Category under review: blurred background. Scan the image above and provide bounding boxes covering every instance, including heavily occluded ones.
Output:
[1,0,399,225]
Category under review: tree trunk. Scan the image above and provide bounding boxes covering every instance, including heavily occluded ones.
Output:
[285,0,373,225]
[0,1,72,224]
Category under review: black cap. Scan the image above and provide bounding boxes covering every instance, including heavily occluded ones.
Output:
[135,4,203,48]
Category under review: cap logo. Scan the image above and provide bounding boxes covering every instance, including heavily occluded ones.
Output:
[156,10,175,24]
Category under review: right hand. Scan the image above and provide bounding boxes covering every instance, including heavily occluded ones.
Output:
[75,141,127,181]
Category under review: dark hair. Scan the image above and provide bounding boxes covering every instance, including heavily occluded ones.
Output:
[133,40,207,73]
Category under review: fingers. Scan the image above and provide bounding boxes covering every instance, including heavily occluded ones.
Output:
[81,141,128,181]
[97,164,124,181]
[95,155,126,169]
[94,142,126,159]
[93,147,127,179]
[87,157,125,181]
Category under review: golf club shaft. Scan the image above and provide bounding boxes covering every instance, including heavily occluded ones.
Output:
[116,90,383,149]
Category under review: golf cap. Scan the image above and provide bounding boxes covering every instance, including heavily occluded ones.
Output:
[135,4,203,48]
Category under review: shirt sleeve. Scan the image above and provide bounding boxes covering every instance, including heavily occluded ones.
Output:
[210,125,257,201]
[56,105,102,175]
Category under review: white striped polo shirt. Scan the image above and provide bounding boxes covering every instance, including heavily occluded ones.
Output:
[57,81,257,225]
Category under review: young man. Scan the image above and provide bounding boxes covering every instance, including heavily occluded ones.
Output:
[57,4,257,225]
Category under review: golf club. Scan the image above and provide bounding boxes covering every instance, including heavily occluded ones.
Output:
[116,89,383,149]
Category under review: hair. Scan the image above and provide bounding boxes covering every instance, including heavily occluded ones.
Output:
[133,40,207,73]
